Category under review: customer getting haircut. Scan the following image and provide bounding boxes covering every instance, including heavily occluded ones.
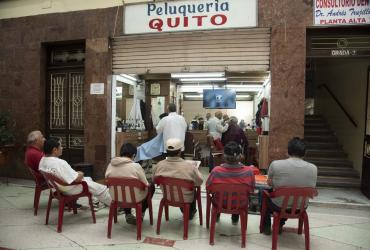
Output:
[120,143,137,158]
[287,137,306,158]
[168,103,176,112]
[223,141,242,163]
[43,137,61,154]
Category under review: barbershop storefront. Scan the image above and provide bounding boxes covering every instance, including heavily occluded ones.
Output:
[1,0,369,197]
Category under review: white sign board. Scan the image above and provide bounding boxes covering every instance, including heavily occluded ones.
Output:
[90,83,104,95]
[124,0,257,34]
[314,0,370,25]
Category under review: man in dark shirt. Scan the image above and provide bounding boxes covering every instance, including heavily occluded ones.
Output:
[221,116,248,152]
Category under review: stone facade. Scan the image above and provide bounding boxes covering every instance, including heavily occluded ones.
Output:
[0,1,314,179]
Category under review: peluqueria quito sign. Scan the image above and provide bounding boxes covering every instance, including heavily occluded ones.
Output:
[314,0,370,25]
[124,0,257,34]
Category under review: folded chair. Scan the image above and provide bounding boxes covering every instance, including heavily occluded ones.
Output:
[106,177,153,240]
[41,171,96,233]
[206,183,253,248]
[259,187,318,250]
[27,167,49,216]
[154,176,203,240]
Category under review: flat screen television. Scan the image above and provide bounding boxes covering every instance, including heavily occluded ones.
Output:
[203,89,236,109]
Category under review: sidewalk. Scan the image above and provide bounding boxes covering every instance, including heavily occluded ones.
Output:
[0,178,370,250]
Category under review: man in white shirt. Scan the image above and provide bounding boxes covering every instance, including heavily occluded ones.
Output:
[206,111,229,150]
[39,137,112,206]
[156,103,187,152]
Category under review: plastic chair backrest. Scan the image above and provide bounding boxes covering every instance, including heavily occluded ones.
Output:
[271,187,318,218]
[106,177,147,205]
[154,176,194,204]
[41,171,76,199]
[207,183,253,211]
[27,166,46,187]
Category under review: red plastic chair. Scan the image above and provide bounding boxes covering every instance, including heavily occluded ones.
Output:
[106,177,153,240]
[154,176,203,240]
[27,166,49,216]
[41,171,96,233]
[206,183,253,248]
[259,187,318,250]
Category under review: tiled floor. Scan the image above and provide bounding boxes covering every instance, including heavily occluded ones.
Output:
[0,178,370,250]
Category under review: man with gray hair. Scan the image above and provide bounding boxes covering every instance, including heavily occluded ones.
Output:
[25,130,45,173]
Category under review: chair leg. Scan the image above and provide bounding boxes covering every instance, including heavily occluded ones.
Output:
[57,200,65,233]
[272,215,280,250]
[88,195,96,223]
[259,194,267,233]
[107,203,114,239]
[206,193,211,229]
[209,208,217,245]
[303,212,310,250]
[34,187,42,216]
[196,188,203,226]
[114,202,118,224]
[148,196,153,225]
[165,204,169,221]
[298,215,304,235]
[240,211,247,248]
[45,191,53,225]
[156,200,164,235]
[183,204,190,240]
[136,204,142,241]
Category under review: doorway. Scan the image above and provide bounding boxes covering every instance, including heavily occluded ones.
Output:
[45,44,85,163]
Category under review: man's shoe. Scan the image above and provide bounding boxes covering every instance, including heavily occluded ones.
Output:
[189,209,197,220]
[125,214,137,225]
[263,226,271,235]
[279,224,283,234]
[231,215,239,225]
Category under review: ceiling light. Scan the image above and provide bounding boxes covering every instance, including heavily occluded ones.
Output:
[185,94,203,98]
[171,72,225,78]
[236,95,251,98]
[180,77,226,82]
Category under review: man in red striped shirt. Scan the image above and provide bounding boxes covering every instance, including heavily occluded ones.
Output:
[206,141,255,225]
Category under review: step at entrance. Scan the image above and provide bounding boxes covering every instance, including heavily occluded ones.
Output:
[304,115,360,188]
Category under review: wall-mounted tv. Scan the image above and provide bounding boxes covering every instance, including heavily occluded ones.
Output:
[203,89,236,109]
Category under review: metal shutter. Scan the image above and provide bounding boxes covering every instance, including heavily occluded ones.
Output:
[112,28,271,74]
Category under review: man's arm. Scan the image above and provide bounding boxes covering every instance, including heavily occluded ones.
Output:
[74,171,84,182]
[156,119,164,134]
[267,162,274,187]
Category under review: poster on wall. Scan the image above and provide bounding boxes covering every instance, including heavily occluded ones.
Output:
[314,0,370,25]
[124,0,257,34]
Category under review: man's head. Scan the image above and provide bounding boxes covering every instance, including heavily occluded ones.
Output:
[229,116,238,125]
[215,111,222,119]
[43,137,63,157]
[165,138,182,157]
[223,141,242,164]
[27,130,45,150]
[206,113,211,120]
[168,103,176,113]
[287,137,306,158]
[120,143,137,158]
[223,113,229,121]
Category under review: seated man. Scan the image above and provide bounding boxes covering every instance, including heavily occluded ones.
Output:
[39,137,112,206]
[206,141,255,225]
[105,143,154,225]
[153,138,203,219]
[25,130,45,175]
[262,137,317,235]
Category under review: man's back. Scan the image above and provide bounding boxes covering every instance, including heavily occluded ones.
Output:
[156,112,187,148]
[268,157,317,206]
[206,163,255,188]
[25,146,44,172]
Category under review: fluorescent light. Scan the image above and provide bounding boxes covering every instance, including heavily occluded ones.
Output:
[180,77,226,82]
[185,94,203,98]
[171,72,225,78]
[236,95,251,98]
[120,74,137,82]
[226,84,263,88]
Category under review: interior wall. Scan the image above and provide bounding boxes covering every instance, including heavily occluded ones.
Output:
[314,58,369,175]
[182,100,254,125]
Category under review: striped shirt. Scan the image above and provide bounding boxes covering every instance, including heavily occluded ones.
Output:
[206,163,255,188]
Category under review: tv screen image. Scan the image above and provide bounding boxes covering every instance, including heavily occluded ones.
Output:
[203,89,236,109]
